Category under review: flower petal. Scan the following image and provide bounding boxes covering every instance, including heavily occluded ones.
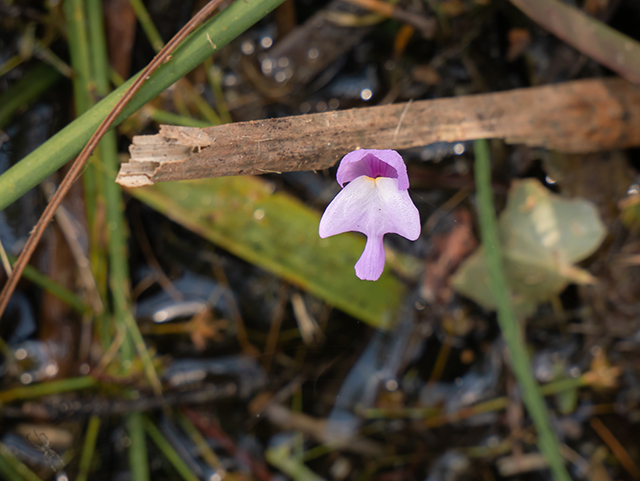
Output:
[319,176,421,241]
[355,234,385,281]
[337,150,410,190]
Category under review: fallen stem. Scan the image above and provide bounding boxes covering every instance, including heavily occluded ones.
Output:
[509,0,640,84]
[116,78,640,187]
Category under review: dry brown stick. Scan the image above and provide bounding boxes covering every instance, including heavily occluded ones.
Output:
[589,417,640,479]
[0,0,229,321]
[509,0,640,84]
[117,77,640,187]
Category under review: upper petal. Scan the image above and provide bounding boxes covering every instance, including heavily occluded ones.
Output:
[319,176,421,241]
[337,149,410,190]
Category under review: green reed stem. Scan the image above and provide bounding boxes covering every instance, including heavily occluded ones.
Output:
[128,0,165,52]
[7,256,89,314]
[76,415,101,481]
[204,59,232,124]
[144,416,199,481]
[473,139,570,481]
[0,376,97,403]
[65,0,105,299]
[0,443,40,481]
[127,412,150,481]
[147,107,213,128]
[86,0,133,357]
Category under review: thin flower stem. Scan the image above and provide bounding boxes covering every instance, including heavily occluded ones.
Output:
[473,138,570,481]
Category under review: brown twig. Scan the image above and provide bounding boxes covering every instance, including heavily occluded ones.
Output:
[509,0,640,84]
[116,77,640,187]
[590,417,640,479]
[0,0,229,321]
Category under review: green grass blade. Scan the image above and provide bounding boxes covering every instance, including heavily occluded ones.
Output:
[143,416,199,481]
[127,412,150,481]
[128,0,165,52]
[65,0,104,291]
[8,256,89,314]
[86,0,133,357]
[145,107,213,128]
[0,443,40,481]
[76,416,101,481]
[473,139,570,481]
[0,456,23,481]
[0,0,287,212]
[0,376,97,403]
[64,0,94,114]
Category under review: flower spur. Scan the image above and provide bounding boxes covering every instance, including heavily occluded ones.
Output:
[319,149,421,281]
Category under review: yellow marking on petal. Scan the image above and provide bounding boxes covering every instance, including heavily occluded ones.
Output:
[364,176,378,185]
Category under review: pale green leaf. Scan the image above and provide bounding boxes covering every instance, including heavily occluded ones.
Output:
[129,177,411,329]
[453,178,606,313]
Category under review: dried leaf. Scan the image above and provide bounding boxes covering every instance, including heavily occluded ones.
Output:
[452,179,606,314]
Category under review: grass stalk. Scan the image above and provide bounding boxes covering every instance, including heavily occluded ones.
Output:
[33,40,76,78]
[127,412,150,481]
[64,0,94,115]
[0,458,22,481]
[143,416,199,481]
[204,59,232,124]
[146,107,213,128]
[64,0,105,300]
[364,373,595,419]
[0,443,40,481]
[86,0,132,357]
[182,81,222,125]
[176,411,222,469]
[473,139,570,481]
[128,0,165,52]
[8,256,89,314]
[0,376,97,403]
[126,0,222,126]
[0,0,288,212]
[76,416,101,481]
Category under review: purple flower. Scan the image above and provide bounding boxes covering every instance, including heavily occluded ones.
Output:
[319,149,421,281]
